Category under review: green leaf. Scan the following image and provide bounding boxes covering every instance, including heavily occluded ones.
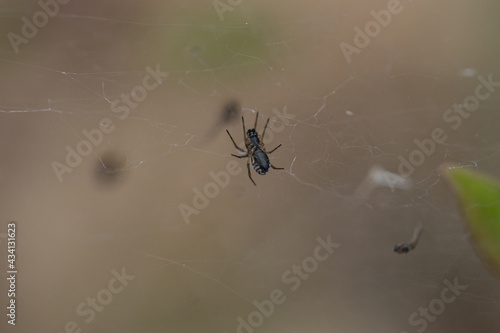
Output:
[444,166,500,273]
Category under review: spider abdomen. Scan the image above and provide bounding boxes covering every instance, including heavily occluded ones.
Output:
[252,148,270,175]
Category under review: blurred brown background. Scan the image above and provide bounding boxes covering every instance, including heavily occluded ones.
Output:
[1,0,500,332]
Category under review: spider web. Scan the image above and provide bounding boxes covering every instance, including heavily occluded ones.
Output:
[1,0,500,332]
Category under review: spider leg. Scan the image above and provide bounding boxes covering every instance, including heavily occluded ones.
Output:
[261,117,270,141]
[226,130,245,152]
[242,116,246,137]
[231,153,248,158]
[267,143,282,154]
[270,163,284,170]
[247,157,256,186]
[254,112,259,129]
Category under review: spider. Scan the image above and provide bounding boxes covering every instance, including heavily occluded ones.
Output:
[226,112,283,186]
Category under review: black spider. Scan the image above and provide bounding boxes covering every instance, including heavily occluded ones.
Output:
[226,112,283,186]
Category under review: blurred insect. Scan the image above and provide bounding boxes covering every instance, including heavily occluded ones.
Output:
[95,149,128,184]
[204,100,241,142]
[394,222,423,254]
[219,100,241,125]
[226,112,283,186]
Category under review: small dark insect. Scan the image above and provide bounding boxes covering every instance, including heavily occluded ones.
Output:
[226,112,283,186]
[394,222,423,254]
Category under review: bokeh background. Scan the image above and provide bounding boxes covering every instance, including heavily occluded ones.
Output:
[1,0,500,332]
